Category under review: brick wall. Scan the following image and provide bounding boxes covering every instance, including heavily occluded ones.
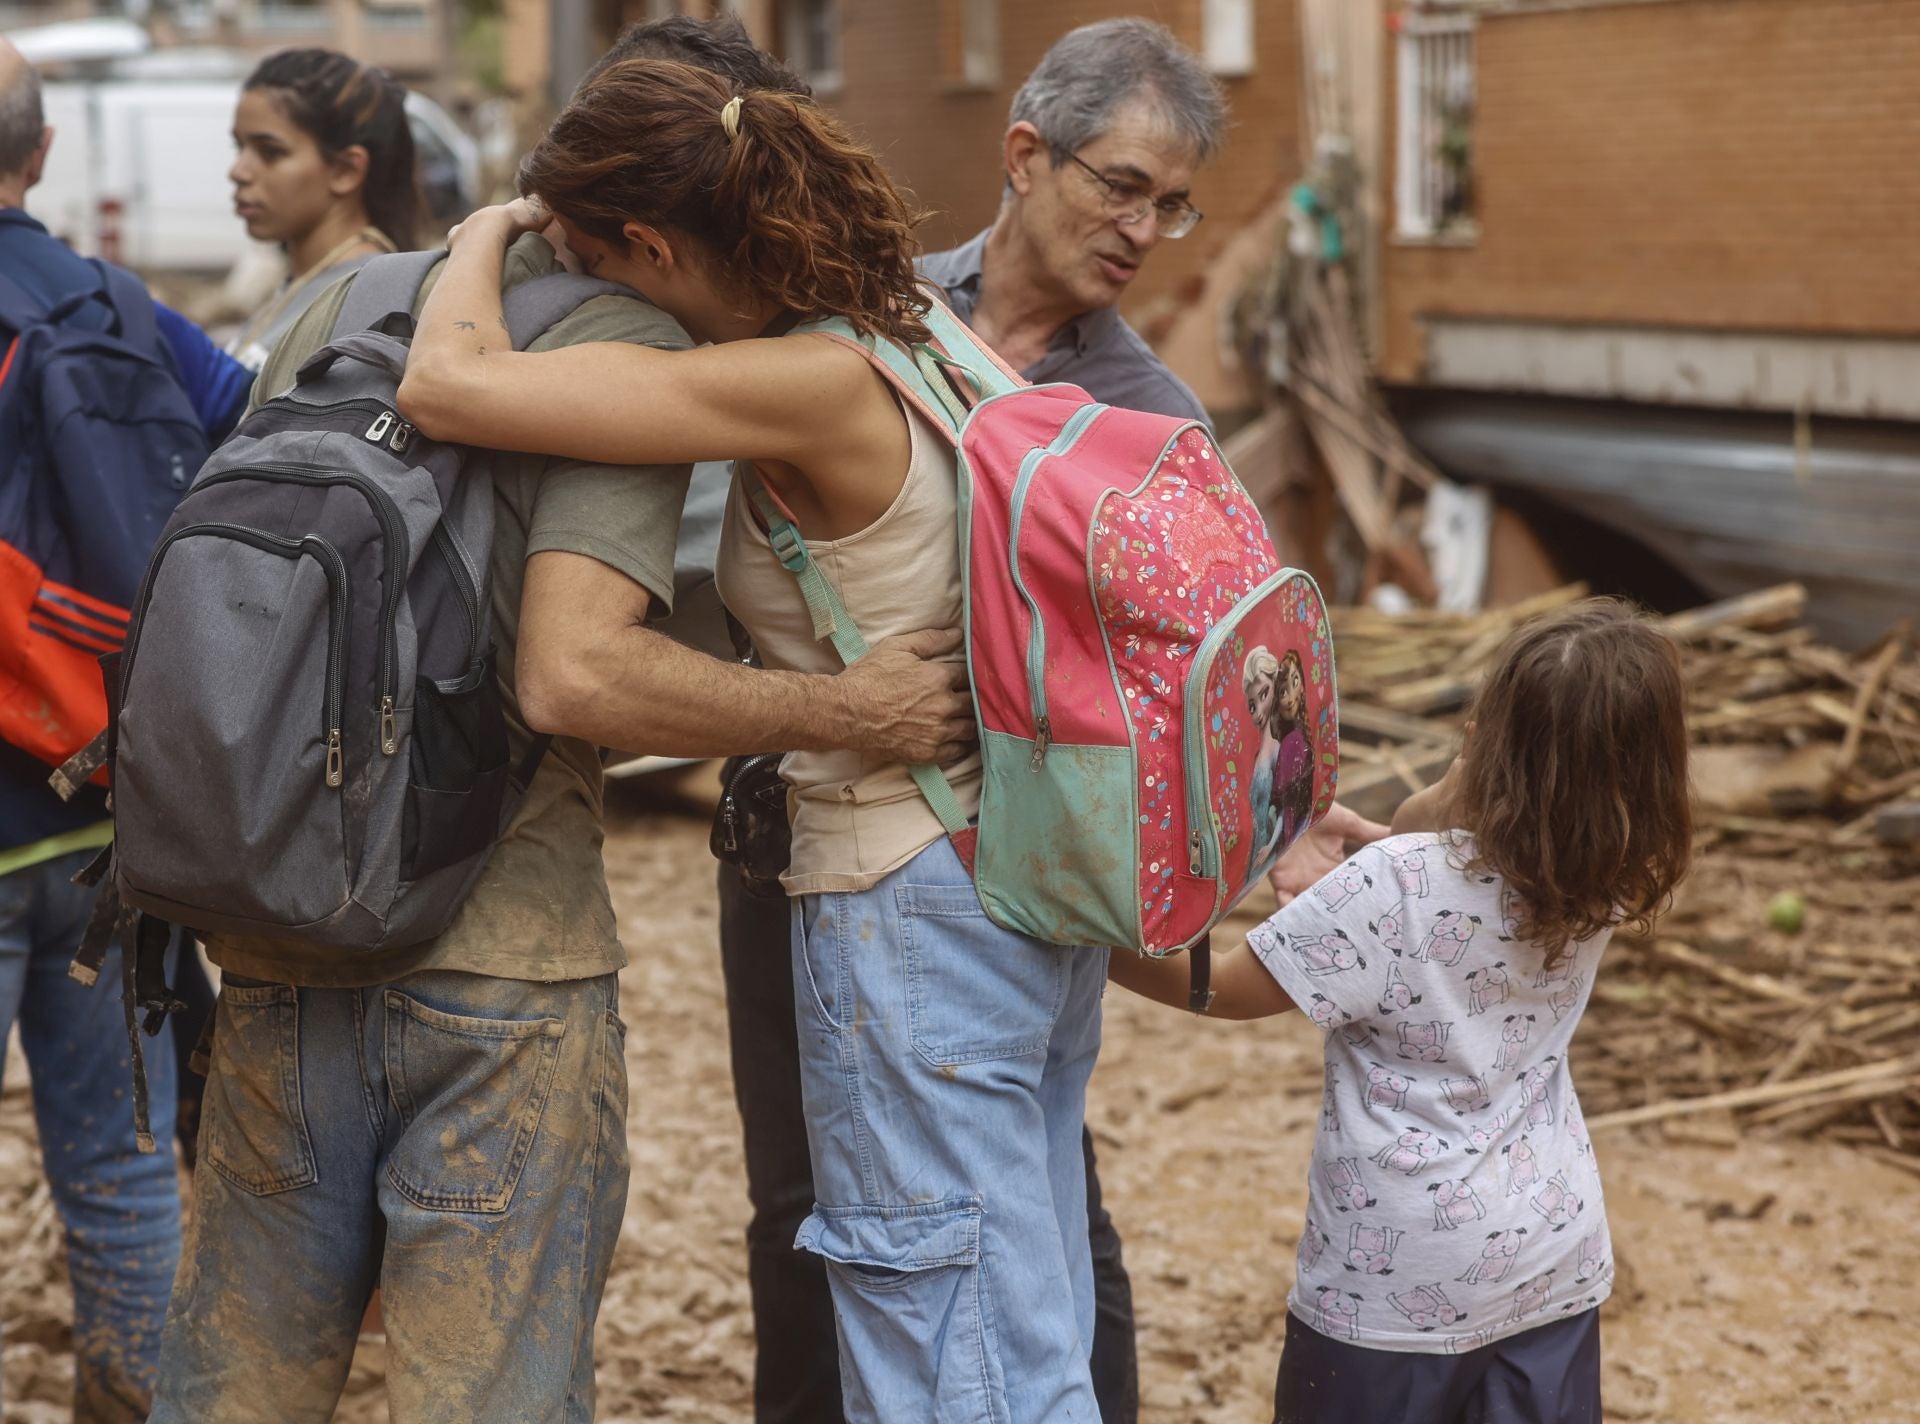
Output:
[1381,0,1920,383]
[812,0,1303,318]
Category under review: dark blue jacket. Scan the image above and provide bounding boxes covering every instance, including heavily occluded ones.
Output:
[0,206,251,851]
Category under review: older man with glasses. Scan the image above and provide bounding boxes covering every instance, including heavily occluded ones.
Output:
[920,18,1220,429]
[711,20,1225,1424]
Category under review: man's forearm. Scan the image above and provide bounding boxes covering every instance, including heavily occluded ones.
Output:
[523,621,858,757]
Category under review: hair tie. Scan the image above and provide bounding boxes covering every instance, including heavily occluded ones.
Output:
[720,95,744,142]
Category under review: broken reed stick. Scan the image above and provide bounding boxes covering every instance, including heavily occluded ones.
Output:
[1835,625,1911,781]
[1741,1073,1920,1126]
[1657,584,1807,642]
[1634,938,1818,1006]
[1586,1054,1920,1131]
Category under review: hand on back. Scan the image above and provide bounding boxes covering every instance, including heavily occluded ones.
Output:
[837,628,975,766]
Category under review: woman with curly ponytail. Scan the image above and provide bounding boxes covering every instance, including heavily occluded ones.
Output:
[401,57,1112,1422]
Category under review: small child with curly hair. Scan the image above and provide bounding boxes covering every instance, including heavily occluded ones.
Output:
[1113,598,1693,1424]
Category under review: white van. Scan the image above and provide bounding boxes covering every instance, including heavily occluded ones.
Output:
[16,22,477,272]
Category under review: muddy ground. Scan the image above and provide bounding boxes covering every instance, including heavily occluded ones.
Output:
[4,799,1917,1423]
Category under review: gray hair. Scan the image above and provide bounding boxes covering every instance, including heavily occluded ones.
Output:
[0,54,44,177]
[1009,19,1227,165]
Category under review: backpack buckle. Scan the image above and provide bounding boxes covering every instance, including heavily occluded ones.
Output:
[767,523,809,573]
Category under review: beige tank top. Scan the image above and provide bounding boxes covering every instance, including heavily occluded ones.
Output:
[714,400,983,894]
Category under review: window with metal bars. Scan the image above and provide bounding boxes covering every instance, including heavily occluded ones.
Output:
[1395,11,1477,240]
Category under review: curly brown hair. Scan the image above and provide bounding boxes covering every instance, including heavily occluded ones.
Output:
[519,59,930,344]
[1448,598,1692,966]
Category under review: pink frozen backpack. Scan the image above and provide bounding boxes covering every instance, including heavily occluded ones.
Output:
[746,291,1339,1006]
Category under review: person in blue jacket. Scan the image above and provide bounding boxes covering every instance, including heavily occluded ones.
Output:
[0,36,247,1424]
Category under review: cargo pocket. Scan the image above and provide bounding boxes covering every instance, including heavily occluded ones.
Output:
[401,653,512,883]
[899,882,1066,1066]
[796,1197,1004,1424]
[383,992,565,1213]
[203,982,317,1196]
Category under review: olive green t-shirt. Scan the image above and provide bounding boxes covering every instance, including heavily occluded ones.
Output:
[207,237,692,987]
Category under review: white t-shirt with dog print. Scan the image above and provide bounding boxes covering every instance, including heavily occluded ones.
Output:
[1249,831,1615,1354]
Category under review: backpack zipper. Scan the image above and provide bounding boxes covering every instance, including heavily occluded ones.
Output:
[194,462,407,753]
[1180,568,1293,883]
[718,753,781,853]
[1006,403,1105,769]
[247,395,419,456]
[429,524,482,671]
[126,522,351,788]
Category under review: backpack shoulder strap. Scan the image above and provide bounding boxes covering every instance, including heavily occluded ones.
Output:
[733,459,971,838]
[87,260,159,354]
[0,269,49,333]
[791,287,1026,445]
[330,248,444,340]
[500,272,632,350]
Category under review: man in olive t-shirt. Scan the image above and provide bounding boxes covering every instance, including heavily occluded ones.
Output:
[146,236,688,1424]
[150,225,973,1422]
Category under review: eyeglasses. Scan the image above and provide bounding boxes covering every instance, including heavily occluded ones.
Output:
[1066,154,1204,240]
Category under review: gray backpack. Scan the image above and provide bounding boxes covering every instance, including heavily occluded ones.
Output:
[99,249,627,952]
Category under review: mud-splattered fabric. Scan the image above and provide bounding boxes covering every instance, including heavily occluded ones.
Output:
[788,836,1107,1422]
[0,849,181,1424]
[149,968,629,1423]
[1249,832,1614,1355]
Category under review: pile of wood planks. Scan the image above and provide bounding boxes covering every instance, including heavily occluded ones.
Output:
[1250,581,1920,1162]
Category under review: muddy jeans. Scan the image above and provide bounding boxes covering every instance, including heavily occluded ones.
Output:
[0,849,181,1424]
[149,968,629,1424]
[791,837,1109,1423]
[719,861,1139,1423]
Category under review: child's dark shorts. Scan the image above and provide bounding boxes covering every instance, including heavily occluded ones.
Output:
[1274,1304,1601,1424]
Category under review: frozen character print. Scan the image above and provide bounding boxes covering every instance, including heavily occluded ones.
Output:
[1456,1227,1529,1286]
[1427,1178,1487,1231]
[1241,648,1283,859]
[1441,1074,1491,1117]
[1548,973,1586,1023]
[1372,1128,1448,1176]
[1378,959,1421,1012]
[1492,1014,1536,1073]
[1325,1157,1376,1213]
[1291,929,1366,976]
[1298,1221,1331,1274]
[1414,911,1480,967]
[1530,1171,1584,1231]
[1388,1283,1467,1332]
[1465,962,1512,1017]
[1502,1135,1541,1197]
[1390,846,1431,899]
[1518,1058,1558,1129]
[1271,650,1316,849]
[1365,1063,1414,1113]
[1345,1223,1404,1276]
[1574,1228,1609,1286]
[1396,1020,1453,1063]
[1309,1288,1363,1341]
[1503,1272,1556,1325]
[1315,860,1373,913]
[1368,901,1408,956]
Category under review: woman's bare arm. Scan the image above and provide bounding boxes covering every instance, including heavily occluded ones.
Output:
[396,204,886,472]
